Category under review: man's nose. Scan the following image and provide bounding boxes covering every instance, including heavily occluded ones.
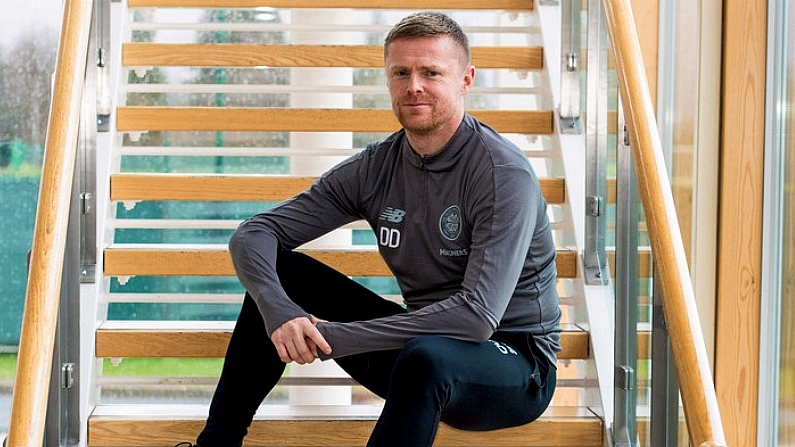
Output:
[407,73,423,92]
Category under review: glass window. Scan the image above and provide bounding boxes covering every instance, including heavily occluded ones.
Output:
[0,0,63,434]
[777,2,795,443]
[761,1,795,445]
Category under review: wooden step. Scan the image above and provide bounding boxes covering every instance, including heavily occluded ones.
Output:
[103,246,579,278]
[94,321,590,360]
[123,43,543,70]
[88,404,602,447]
[115,107,555,135]
[110,174,567,204]
[127,0,535,11]
[606,247,653,278]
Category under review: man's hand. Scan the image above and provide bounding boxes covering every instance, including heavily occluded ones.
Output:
[270,316,332,364]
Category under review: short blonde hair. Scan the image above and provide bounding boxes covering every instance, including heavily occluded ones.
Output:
[384,12,470,65]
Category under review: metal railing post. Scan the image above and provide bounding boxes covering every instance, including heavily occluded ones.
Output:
[613,119,640,447]
[583,0,609,285]
[44,161,82,447]
[650,272,681,447]
[559,0,582,134]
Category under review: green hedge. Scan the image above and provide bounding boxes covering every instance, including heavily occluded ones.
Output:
[0,176,39,346]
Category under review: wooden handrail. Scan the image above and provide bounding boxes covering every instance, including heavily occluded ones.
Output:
[7,1,94,447]
[600,0,727,446]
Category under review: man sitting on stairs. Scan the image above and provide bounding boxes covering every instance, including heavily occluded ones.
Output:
[185,11,562,447]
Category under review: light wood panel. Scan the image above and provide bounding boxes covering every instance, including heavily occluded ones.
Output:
[127,0,535,10]
[116,107,555,135]
[123,43,544,70]
[715,0,767,446]
[110,174,567,204]
[88,406,601,447]
[94,323,590,359]
[103,247,579,279]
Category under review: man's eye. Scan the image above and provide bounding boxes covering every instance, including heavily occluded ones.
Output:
[426,71,439,77]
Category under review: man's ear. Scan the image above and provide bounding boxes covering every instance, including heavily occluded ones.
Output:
[461,65,476,94]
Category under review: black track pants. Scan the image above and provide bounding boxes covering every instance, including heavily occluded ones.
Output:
[197,250,555,447]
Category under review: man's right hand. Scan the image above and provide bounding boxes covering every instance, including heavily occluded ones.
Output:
[270,316,332,364]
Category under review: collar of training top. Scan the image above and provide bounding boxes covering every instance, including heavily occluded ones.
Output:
[400,115,475,172]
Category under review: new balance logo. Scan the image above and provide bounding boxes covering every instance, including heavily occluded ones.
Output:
[379,207,406,223]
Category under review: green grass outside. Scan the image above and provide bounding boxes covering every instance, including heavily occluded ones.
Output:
[0,354,17,380]
[0,354,227,379]
[0,165,42,178]
[102,357,224,377]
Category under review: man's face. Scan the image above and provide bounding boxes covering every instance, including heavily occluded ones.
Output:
[385,36,474,142]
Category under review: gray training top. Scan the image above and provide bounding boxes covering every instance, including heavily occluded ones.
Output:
[228,113,562,366]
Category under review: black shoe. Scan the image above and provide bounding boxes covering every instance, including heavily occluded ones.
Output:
[174,442,197,447]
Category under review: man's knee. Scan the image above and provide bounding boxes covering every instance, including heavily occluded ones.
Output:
[386,336,459,409]
[392,336,456,382]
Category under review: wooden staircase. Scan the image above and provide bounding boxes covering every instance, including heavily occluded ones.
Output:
[89,1,604,446]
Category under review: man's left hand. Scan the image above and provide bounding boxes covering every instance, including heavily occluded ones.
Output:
[270,315,332,364]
